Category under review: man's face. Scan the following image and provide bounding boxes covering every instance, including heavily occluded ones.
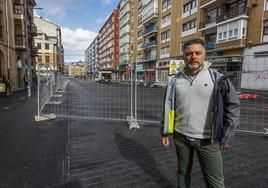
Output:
[183,44,206,73]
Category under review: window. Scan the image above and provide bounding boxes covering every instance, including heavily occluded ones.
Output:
[161,30,171,42]
[161,14,171,28]
[191,0,197,9]
[14,4,21,14]
[223,31,227,39]
[264,21,268,35]
[182,19,196,31]
[183,3,191,13]
[206,9,217,24]
[238,1,246,14]
[37,43,41,49]
[219,33,222,40]
[45,55,50,64]
[37,55,42,63]
[45,43,49,50]
[229,30,233,38]
[266,0,268,11]
[233,28,238,37]
[160,47,170,58]
[162,0,171,11]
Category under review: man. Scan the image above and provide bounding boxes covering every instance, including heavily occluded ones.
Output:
[161,38,240,188]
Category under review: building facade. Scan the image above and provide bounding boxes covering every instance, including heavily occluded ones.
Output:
[0,0,37,91]
[85,35,99,79]
[0,0,17,90]
[86,0,268,88]
[118,0,133,80]
[98,9,119,81]
[34,16,64,72]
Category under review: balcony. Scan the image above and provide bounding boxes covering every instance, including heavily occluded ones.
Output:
[205,42,216,50]
[217,7,249,23]
[200,7,249,29]
[142,2,158,24]
[200,0,216,9]
[137,55,157,62]
[30,23,37,35]
[142,25,157,37]
[141,40,157,49]
[15,35,25,48]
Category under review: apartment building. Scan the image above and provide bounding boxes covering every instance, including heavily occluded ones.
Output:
[0,0,37,91]
[88,0,268,86]
[34,16,64,72]
[155,0,182,84]
[132,0,182,84]
[0,0,17,90]
[118,0,133,80]
[134,0,159,82]
[98,10,119,81]
[85,35,99,79]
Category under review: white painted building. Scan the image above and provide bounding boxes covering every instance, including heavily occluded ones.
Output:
[241,44,268,90]
[34,17,64,72]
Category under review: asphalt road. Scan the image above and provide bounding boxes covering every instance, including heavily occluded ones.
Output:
[44,79,268,133]
[1,79,267,187]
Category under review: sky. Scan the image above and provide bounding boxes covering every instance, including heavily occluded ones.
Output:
[35,0,119,63]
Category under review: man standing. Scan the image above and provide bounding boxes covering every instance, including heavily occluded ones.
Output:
[161,38,240,188]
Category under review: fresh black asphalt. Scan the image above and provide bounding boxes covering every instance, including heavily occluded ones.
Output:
[0,80,267,188]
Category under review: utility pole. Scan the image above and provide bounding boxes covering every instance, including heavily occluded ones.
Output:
[24,0,31,97]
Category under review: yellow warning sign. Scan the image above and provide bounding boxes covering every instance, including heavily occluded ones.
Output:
[170,61,177,69]
[170,69,177,74]
[169,60,185,75]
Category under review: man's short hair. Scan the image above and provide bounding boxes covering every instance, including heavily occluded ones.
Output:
[183,38,206,51]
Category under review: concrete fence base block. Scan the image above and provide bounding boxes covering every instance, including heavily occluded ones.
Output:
[52,94,63,98]
[35,114,56,122]
[264,128,268,137]
[47,101,62,105]
[127,116,140,130]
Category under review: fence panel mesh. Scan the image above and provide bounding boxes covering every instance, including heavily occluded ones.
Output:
[36,56,268,134]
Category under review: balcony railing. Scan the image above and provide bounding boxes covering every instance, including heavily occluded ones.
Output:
[142,25,157,37]
[138,55,157,62]
[200,7,249,29]
[217,7,249,23]
[141,40,157,49]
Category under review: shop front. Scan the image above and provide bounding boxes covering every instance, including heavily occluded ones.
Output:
[207,56,242,90]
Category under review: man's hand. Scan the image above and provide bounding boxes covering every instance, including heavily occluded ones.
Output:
[220,143,230,150]
[161,136,170,147]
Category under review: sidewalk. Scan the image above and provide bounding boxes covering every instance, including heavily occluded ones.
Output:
[0,91,68,188]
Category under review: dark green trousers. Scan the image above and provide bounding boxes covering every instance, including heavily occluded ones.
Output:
[173,132,225,188]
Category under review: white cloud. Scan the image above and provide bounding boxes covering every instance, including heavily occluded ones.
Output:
[35,0,90,19]
[62,27,98,62]
[101,0,114,5]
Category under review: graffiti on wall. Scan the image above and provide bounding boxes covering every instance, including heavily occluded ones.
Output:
[243,69,268,81]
